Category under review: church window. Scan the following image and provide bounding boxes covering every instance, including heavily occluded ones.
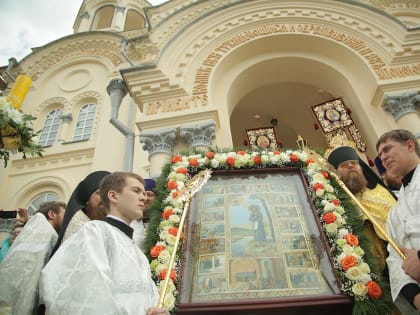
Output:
[27,192,59,216]
[73,103,96,141]
[39,109,63,147]
[124,9,145,31]
[91,5,114,30]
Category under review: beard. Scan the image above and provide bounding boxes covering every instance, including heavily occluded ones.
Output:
[342,173,367,194]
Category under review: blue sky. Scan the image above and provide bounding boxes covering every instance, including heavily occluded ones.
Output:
[0,0,168,66]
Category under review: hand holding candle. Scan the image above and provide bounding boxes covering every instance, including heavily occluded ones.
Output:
[7,75,32,110]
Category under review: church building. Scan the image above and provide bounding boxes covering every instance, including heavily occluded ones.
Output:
[0,0,419,313]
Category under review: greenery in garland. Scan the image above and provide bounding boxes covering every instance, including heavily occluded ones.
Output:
[0,96,43,167]
[143,148,395,315]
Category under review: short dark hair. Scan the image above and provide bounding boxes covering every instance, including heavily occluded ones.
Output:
[37,201,66,219]
[99,172,145,210]
[376,129,420,157]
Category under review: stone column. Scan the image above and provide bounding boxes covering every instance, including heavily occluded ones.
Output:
[139,128,177,178]
[59,113,73,142]
[112,6,126,31]
[180,121,216,151]
[78,11,91,32]
[382,92,420,137]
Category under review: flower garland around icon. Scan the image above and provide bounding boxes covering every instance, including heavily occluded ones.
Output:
[147,149,392,314]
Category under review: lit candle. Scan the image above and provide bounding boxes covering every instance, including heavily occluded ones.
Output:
[7,74,32,109]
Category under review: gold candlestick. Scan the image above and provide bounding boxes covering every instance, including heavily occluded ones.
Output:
[157,169,212,308]
[7,75,32,109]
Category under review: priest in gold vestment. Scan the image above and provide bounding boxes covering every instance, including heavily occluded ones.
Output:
[328,146,397,274]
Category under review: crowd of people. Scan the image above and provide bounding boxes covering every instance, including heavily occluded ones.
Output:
[0,171,164,315]
[0,128,418,315]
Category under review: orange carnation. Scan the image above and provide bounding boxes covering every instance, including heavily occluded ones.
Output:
[162,209,174,220]
[367,281,382,299]
[159,268,176,281]
[344,234,359,247]
[313,182,324,191]
[306,158,315,165]
[341,255,357,271]
[206,151,215,159]
[227,156,235,166]
[168,227,184,240]
[172,191,179,198]
[320,171,329,179]
[171,155,182,163]
[176,167,187,174]
[323,212,337,224]
[150,245,166,258]
[253,156,261,164]
[273,150,281,155]
[189,158,199,167]
[237,150,246,156]
[167,180,177,190]
[289,154,299,163]
[331,199,340,206]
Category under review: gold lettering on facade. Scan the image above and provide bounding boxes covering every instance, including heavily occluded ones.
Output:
[144,95,208,115]
[193,23,419,97]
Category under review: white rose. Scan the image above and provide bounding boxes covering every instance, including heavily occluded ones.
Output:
[210,159,220,168]
[158,250,172,263]
[352,282,368,297]
[325,222,338,234]
[338,228,349,238]
[169,214,180,224]
[345,266,363,281]
[163,293,176,310]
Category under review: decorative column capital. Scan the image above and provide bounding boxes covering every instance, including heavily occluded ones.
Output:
[115,6,126,13]
[139,128,177,159]
[80,11,90,19]
[180,121,216,150]
[382,91,419,121]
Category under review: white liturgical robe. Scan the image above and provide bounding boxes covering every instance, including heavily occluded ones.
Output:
[0,213,58,315]
[386,164,420,315]
[130,219,146,250]
[40,219,159,315]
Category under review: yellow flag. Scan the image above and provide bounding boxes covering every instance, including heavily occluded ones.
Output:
[7,74,32,109]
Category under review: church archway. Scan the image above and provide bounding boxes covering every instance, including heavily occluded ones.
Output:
[208,33,381,152]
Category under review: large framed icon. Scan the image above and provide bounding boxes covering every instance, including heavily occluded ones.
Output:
[245,127,278,150]
[177,168,352,315]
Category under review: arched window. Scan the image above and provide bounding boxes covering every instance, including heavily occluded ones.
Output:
[91,5,114,30]
[124,9,145,31]
[73,103,96,141]
[27,192,59,216]
[39,109,63,147]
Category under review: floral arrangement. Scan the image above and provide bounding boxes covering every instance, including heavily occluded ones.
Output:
[0,96,42,167]
[147,149,393,314]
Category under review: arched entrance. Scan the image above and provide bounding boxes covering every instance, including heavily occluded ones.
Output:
[208,33,379,152]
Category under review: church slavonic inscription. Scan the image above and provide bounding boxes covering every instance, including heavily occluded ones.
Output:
[145,95,207,115]
[193,23,420,96]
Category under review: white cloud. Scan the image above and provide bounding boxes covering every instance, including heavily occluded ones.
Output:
[0,0,169,66]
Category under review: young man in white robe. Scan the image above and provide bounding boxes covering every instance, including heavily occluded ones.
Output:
[40,172,169,315]
[376,129,420,314]
[0,201,66,315]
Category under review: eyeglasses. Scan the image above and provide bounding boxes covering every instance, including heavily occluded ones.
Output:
[338,160,359,169]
